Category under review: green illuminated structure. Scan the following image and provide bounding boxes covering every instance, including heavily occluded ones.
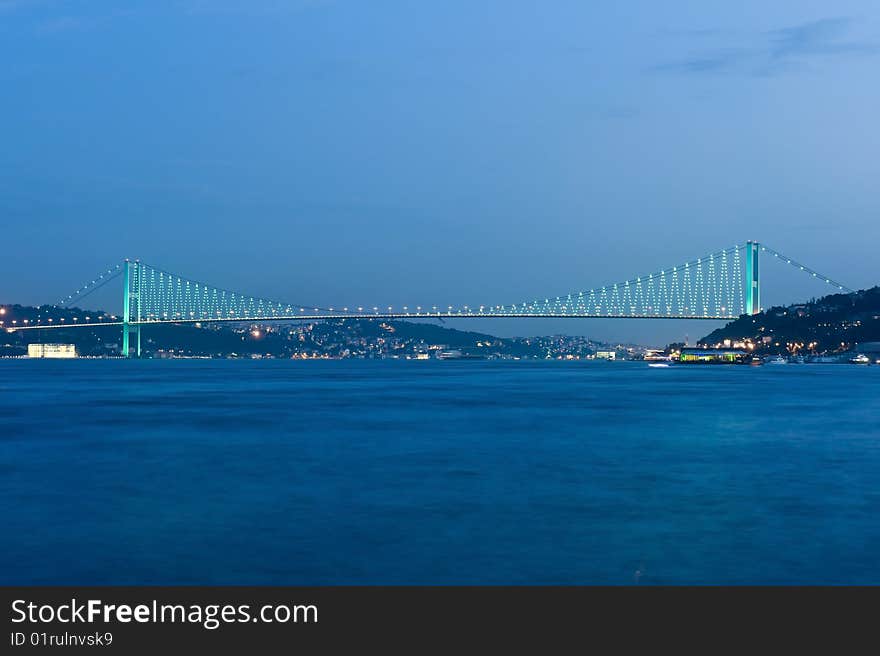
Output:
[122,260,141,358]
[745,240,760,315]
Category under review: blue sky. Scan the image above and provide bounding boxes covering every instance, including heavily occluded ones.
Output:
[1,1,878,343]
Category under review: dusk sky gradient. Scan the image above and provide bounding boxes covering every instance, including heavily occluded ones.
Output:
[2,1,878,343]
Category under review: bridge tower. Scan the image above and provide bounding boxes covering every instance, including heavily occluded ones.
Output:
[121,260,141,358]
[745,240,760,315]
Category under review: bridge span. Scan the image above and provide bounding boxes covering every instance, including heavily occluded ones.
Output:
[7,241,853,358]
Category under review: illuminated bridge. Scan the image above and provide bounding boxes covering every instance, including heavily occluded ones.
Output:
[7,241,853,357]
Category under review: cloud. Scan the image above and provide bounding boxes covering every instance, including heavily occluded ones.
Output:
[769,17,878,59]
[653,48,748,75]
[656,17,878,77]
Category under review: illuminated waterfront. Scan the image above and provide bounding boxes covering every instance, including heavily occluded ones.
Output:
[2,359,879,584]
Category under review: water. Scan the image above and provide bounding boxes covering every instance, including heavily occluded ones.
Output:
[1,359,878,585]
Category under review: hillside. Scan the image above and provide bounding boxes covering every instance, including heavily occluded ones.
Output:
[0,304,622,359]
[700,286,880,354]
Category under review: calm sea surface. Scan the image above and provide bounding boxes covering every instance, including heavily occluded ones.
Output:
[1,359,878,584]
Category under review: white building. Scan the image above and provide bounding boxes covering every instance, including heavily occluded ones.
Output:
[27,344,77,359]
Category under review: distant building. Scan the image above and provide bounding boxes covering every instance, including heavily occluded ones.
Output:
[595,350,616,360]
[27,343,77,359]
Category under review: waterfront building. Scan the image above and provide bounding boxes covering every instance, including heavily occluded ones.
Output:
[27,343,77,359]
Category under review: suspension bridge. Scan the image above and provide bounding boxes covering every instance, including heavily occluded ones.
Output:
[6,241,854,357]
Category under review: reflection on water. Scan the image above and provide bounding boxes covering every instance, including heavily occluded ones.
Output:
[1,359,878,584]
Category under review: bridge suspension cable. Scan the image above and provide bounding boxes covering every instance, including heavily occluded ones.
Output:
[57,264,123,307]
[489,244,747,320]
[120,245,752,324]
[118,241,856,325]
[758,244,854,293]
[127,261,343,323]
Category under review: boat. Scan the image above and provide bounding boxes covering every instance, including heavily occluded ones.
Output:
[849,354,871,365]
[677,348,749,364]
[766,355,788,365]
[643,349,670,362]
[436,349,483,360]
[648,363,670,368]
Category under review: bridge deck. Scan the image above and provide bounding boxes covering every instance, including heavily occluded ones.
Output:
[7,313,732,332]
